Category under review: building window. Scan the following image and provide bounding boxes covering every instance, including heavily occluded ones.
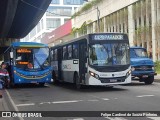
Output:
[30,27,36,38]
[47,6,72,17]
[74,7,77,10]
[37,22,41,33]
[63,0,83,5]
[46,18,61,29]
[26,35,29,41]
[64,18,70,23]
[41,19,44,29]
[51,0,59,4]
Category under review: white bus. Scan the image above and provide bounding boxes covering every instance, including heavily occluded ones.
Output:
[51,33,131,89]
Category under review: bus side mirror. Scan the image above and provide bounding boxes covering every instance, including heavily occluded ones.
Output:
[10,52,13,58]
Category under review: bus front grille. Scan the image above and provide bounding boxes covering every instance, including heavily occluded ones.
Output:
[99,76,126,83]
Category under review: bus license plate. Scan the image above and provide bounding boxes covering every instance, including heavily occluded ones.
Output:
[31,81,37,83]
[142,75,148,78]
[110,79,117,82]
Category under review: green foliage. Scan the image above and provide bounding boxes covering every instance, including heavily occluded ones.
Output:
[135,26,149,35]
[72,0,104,19]
[154,61,160,74]
[71,27,79,35]
[72,20,93,36]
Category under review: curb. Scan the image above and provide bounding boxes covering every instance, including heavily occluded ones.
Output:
[0,90,21,120]
[154,79,160,83]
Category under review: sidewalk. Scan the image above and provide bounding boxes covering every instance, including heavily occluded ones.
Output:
[154,74,160,83]
[0,90,11,111]
[0,90,17,120]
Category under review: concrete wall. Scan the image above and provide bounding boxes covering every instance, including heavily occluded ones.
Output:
[72,0,160,61]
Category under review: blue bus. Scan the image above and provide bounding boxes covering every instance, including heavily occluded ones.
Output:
[3,42,52,86]
[130,47,156,84]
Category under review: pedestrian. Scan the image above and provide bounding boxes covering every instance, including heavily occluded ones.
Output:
[0,62,10,88]
[0,81,2,98]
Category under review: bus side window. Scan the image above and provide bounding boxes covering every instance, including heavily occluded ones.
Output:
[53,49,58,61]
[55,49,58,60]
[68,45,72,59]
[73,44,78,59]
[63,46,68,60]
[51,50,54,61]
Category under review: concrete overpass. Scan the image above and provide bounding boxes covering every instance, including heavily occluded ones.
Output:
[0,0,52,60]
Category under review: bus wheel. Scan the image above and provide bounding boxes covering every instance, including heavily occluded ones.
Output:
[39,83,45,87]
[10,81,15,88]
[74,74,82,89]
[144,76,154,85]
[52,71,58,84]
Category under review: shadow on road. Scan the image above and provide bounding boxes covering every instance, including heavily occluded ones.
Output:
[9,83,50,89]
[52,82,127,92]
[122,81,156,86]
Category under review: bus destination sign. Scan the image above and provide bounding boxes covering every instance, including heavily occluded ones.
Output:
[92,35,124,40]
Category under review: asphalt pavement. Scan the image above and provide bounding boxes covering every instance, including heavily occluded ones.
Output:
[0,76,160,120]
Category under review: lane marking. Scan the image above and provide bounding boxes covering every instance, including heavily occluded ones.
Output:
[52,100,82,104]
[5,90,24,120]
[87,99,99,102]
[89,95,102,99]
[102,98,110,101]
[67,118,84,120]
[5,90,19,111]
[136,95,155,98]
[40,102,51,105]
[16,103,35,107]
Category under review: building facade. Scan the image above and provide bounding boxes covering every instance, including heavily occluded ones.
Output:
[21,0,84,43]
[71,0,160,61]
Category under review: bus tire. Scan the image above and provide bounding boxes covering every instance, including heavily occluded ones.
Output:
[144,76,154,85]
[10,80,15,88]
[39,83,45,87]
[74,73,82,89]
[52,71,58,84]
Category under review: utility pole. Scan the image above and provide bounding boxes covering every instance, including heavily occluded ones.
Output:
[97,7,100,32]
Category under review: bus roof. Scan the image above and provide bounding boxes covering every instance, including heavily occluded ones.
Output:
[51,33,128,48]
[11,42,48,48]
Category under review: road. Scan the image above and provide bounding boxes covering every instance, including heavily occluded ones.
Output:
[2,81,160,120]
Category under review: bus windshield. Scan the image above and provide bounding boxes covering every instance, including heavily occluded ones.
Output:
[130,48,148,58]
[89,43,129,66]
[15,47,50,70]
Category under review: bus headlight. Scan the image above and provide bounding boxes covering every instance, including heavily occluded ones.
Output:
[152,67,154,70]
[131,67,135,71]
[126,70,131,77]
[89,71,99,79]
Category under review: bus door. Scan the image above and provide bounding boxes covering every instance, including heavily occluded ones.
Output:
[79,40,87,83]
[57,48,62,80]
